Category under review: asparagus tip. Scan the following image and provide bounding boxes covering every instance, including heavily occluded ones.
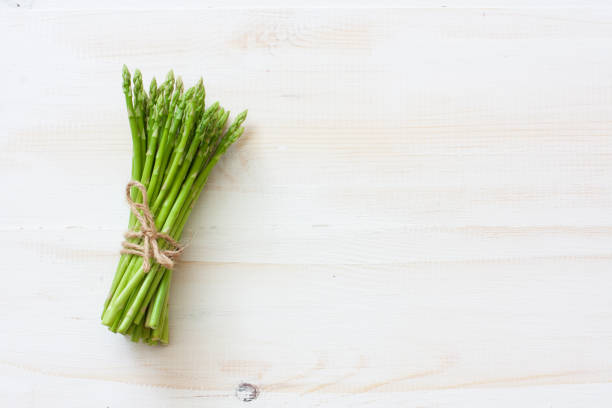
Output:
[133,69,143,94]
[122,65,131,95]
[221,110,230,126]
[149,77,158,98]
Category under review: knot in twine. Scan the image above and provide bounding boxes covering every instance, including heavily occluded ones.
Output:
[120,181,184,273]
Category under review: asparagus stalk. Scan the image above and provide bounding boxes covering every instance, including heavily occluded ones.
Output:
[103,67,143,315]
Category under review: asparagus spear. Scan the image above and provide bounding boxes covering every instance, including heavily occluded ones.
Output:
[103,67,143,315]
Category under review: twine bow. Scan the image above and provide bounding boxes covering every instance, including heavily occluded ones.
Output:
[120,181,184,272]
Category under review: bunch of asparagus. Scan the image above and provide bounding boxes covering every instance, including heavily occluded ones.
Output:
[101,66,247,345]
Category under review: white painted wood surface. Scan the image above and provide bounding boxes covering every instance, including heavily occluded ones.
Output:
[2,5,612,407]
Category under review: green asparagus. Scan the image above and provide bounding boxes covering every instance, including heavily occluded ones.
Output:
[102,66,247,345]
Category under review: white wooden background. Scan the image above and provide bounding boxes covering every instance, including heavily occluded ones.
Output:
[2,2,612,407]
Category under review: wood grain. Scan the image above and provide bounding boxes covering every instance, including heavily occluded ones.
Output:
[1,6,612,407]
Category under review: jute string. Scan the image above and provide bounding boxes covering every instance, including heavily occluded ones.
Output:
[120,181,184,272]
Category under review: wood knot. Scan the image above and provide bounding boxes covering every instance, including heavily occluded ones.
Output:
[235,383,259,402]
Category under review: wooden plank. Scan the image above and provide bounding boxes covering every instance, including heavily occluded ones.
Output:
[1,8,612,407]
[4,1,612,10]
